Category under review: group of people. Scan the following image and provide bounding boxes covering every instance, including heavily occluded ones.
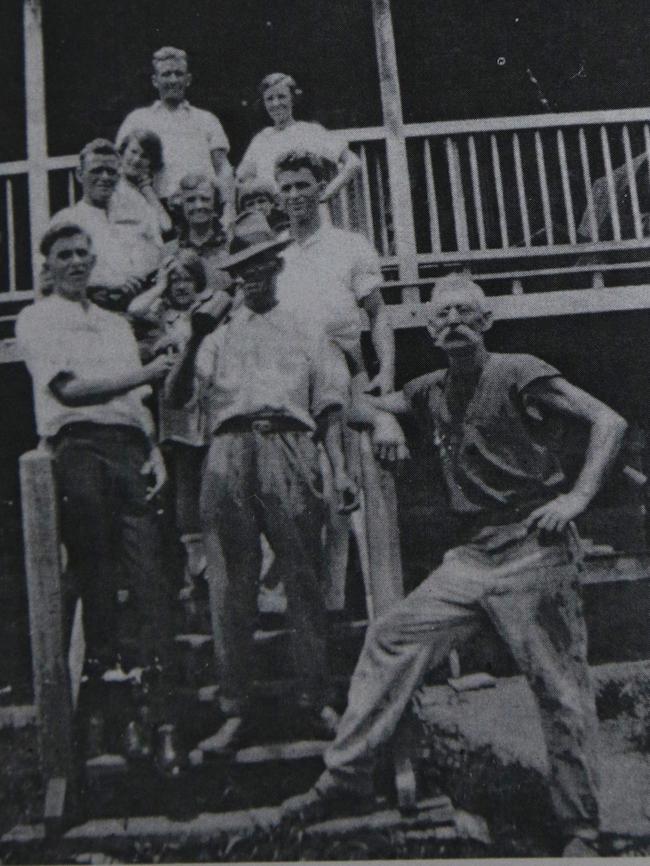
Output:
[16,45,628,857]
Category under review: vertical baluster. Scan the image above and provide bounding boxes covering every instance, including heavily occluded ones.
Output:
[600,125,621,241]
[445,137,470,251]
[6,178,17,296]
[490,134,509,248]
[512,132,531,247]
[423,139,442,254]
[467,135,486,250]
[359,144,376,244]
[557,129,577,243]
[622,125,643,240]
[534,131,553,245]
[374,149,391,256]
[67,169,76,207]
[578,127,598,241]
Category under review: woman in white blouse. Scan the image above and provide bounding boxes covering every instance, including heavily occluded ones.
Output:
[236,72,360,203]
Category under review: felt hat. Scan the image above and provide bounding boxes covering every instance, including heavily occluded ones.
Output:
[220,211,291,271]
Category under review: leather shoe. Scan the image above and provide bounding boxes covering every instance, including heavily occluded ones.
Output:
[281,773,374,825]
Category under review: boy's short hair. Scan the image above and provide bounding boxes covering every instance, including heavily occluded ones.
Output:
[274,149,324,183]
[79,138,119,170]
[40,223,92,257]
[152,46,187,70]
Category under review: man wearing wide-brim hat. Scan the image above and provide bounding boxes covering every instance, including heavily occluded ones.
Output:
[166,211,356,743]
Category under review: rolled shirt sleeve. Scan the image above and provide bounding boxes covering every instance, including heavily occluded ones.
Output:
[348,235,382,303]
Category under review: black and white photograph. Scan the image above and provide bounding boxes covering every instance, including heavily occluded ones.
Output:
[1,1,650,861]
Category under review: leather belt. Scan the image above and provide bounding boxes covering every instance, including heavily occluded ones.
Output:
[215,416,311,435]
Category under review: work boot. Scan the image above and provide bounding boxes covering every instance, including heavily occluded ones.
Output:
[155,723,186,778]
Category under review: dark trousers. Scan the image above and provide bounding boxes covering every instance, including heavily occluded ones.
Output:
[52,424,174,678]
[200,430,327,708]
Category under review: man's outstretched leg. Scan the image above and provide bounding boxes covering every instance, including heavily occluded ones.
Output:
[281,552,482,823]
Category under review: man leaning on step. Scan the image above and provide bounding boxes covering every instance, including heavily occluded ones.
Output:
[280,273,628,858]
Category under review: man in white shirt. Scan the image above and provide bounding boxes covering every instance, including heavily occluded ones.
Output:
[117,47,234,210]
[49,139,163,310]
[275,150,394,394]
[17,223,182,773]
[274,149,395,612]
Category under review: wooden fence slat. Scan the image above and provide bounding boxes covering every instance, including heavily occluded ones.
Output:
[557,129,577,243]
[512,133,531,247]
[600,125,622,241]
[423,140,442,254]
[467,135,486,250]
[490,134,509,248]
[578,127,599,241]
[622,125,643,240]
[534,131,554,244]
[445,137,470,251]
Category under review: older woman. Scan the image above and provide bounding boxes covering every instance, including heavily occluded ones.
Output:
[115,128,172,236]
[236,72,360,204]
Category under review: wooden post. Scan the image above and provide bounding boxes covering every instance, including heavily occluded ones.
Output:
[358,431,404,616]
[371,0,419,297]
[19,449,74,833]
[23,0,51,284]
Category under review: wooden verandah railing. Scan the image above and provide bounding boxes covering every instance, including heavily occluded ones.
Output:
[4,106,650,359]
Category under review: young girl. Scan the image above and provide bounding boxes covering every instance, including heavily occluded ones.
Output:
[128,249,232,591]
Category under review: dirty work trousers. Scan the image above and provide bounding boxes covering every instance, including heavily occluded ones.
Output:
[320,522,600,834]
[200,429,328,709]
[51,423,174,676]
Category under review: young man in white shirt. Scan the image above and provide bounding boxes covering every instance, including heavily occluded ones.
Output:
[49,139,163,310]
[17,223,183,774]
[117,46,234,212]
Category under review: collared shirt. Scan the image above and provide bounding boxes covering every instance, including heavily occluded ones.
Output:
[117,100,230,198]
[16,295,154,439]
[403,353,566,519]
[237,121,345,189]
[195,305,346,435]
[277,224,381,356]
[49,198,162,288]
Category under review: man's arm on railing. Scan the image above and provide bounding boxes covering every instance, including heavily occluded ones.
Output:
[348,388,410,463]
[360,289,395,396]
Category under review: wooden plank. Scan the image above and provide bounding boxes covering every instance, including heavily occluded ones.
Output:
[403,106,650,138]
[19,449,75,796]
[23,0,51,272]
[446,137,470,252]
[622,125,643,240]
[557,129,577,243]
[512,133,532,247]
[467,135,486,249]
[600,125,622,241]
[43,777,67,837]
[67,599,85,711]
[423,140,442,253]
[371,0,418,286]
[490,134,509,247]
[534,131,554,244]
[359,431,404,615]
[235,739,328,764]
[198,717,242,754]
[579,127,599,241]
